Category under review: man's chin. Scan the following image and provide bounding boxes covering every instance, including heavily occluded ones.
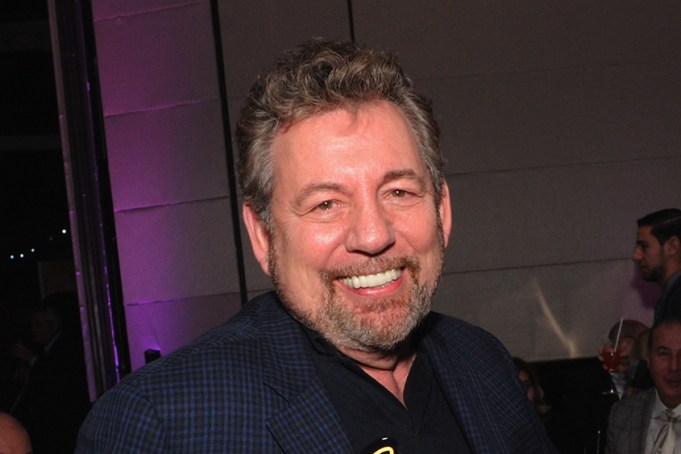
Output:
[640,266,665,283]
[333,300,430,352]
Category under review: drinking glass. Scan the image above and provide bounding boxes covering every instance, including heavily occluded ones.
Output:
[600,340,622,395]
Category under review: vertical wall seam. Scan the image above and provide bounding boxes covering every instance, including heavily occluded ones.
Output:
[347,0,356,42]
[209,0,249,305]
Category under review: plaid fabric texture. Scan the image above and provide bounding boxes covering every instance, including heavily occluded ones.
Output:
[76,292,556,453]
[606,388,654,454]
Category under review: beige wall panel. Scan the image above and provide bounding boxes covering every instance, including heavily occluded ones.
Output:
[420,61,681,175]
[91,0,237,372]
[94,2,219,115]
[114,199,239,304]
[106,101,229,210]
[446,157,681,273]
[353,1,681,79]
[218,0,350,96]
[124,293,242,370]
[433,260,658,361]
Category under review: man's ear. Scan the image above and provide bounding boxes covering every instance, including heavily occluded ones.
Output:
[242,203,271,276]
[664,235,681,258]
[439,182,453,248]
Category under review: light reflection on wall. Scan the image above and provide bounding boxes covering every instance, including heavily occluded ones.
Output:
[532,277,578,358]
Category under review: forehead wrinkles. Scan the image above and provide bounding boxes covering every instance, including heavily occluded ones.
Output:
[268,103,437,226]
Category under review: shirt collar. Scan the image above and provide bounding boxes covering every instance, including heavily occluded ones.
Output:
[653,389,681,419]
[300,323,344,358]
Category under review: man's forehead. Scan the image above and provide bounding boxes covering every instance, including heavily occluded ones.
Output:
[636,226,655,241]
[637,225,653,234]
[653,324,681,348]
[271,103,424,170]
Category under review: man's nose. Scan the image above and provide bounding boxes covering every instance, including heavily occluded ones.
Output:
[632,248,642,262]
[345,202,395,255]
[671,354,681,372]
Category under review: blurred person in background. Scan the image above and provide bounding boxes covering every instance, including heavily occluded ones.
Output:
[0,412,32,454]
[11,292,89,454]
[514,357,581,453]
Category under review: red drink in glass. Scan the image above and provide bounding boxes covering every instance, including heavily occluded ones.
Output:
[602,350,621,372]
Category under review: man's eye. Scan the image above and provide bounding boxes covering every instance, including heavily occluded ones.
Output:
[391,189,408,198]
[317,200,335,211]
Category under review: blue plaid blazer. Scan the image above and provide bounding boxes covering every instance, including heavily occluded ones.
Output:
[76,292,555,453]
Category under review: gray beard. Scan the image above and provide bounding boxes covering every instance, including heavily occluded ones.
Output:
[318,256,434,352]
[270,252,440,354]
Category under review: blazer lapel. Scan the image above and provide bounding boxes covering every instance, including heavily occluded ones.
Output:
[422,332,508,453]
[267,378,353,453]
[259,295,353,453]
[634,389,656,453]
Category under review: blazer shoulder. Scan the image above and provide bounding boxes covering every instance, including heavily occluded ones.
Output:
[423,311,489,335]
[108,292,293,391]
[668,275,681,299]
[78,292,306,451]
[610,388,654,419]
[421,312,508,356]
[607,388,654,452]
[660,277,681,319]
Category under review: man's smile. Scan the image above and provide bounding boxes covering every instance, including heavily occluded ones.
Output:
[339,268,403,289]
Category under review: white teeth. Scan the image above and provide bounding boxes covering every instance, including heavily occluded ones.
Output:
[341,269,401,289]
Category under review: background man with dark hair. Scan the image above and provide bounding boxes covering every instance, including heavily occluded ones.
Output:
[633,208,681,324]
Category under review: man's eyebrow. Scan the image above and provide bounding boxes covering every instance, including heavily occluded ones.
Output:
[293,182,346,207]
[292,169,427,207]
[382,169,427,189]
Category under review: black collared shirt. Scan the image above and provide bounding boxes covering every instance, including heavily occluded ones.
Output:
[305,328,472,454]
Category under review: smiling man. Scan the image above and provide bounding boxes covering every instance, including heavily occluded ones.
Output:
[607,317,681,453]
[260,104,442,357]
[76,39,555,453]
